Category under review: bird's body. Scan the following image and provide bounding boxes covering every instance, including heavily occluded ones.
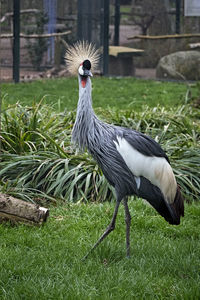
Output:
[65,42,184,258]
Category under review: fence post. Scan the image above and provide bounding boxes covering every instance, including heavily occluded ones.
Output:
[13,0,20,83]
[0,0,2,150]
[114,0,120,46]
[103,0,109,76]
[175,0,181,34]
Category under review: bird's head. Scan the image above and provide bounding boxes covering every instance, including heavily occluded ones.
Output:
[78,59,93,88]
[65,41,100,88]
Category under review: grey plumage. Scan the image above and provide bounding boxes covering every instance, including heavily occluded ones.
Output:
[72,76,136,196]
[66,42,184,259]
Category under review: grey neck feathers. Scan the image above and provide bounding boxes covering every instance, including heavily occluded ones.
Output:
[72,76,96,150]
[72,76,115,153]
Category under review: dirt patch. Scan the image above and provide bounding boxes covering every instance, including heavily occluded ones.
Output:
[0,67,42,82]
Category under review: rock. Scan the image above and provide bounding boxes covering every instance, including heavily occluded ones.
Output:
[156,51,200,80]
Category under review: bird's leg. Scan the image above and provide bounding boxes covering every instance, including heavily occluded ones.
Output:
[82,200,121,260]
[123,197,131,258]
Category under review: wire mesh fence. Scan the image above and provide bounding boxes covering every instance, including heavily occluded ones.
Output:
[0,0,200,82]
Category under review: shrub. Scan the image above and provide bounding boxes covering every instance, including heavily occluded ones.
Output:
[0,102,199,203]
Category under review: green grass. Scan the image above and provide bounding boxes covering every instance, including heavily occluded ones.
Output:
[0,200,199,299]
[2,77,198,111]
[0,77,200,298]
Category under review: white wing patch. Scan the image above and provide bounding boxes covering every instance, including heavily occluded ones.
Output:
[113,136,177,204]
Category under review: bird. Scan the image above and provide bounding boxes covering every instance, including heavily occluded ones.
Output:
[65,41,184,259]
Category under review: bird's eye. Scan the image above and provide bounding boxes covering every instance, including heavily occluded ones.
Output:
[78,65,84,76]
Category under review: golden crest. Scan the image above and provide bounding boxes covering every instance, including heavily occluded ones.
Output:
[65,41,100,75]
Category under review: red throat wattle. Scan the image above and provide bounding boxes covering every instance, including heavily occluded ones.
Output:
[81,77,87,88]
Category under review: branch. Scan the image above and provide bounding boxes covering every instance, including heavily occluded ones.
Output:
[59,37,69,48]
[0,9,41,23]
[128,33,200,40]
[0,30,71,39]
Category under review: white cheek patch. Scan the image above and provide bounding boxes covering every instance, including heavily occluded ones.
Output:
[78,65,84,76]
[113,136,177,203]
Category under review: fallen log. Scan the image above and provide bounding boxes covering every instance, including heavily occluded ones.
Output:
[0,193,49,225]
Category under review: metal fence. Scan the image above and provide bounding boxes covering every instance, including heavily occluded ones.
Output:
[0,0,200,82]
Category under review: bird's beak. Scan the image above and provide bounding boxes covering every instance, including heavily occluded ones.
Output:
[84,69,93,77]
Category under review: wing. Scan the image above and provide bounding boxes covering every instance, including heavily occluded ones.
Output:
[120,128,170,163]
[112,127,183,225]
[113,127,177,204]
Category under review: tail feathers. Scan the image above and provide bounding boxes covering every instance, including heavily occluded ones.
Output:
[168,185,184,225]
[138,177,184,225]
[148,185,184,225]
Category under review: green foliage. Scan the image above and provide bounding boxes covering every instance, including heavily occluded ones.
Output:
[0,102,113,203]
[0,200,200,299]
[0,152,114,204]
[0,101,73,154]
[0,100,199,203]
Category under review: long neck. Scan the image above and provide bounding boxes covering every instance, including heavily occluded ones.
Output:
[72,76,95,150]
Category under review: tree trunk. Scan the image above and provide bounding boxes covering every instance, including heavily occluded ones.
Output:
[0,194,49,225]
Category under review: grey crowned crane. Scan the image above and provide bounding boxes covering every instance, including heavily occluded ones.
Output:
[65,41,184,259]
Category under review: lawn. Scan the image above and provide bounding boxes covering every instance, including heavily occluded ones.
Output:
[0,200,200,299]
[0,77,200,299]
[1,77,198,111]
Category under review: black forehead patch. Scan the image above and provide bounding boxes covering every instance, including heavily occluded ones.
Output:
[83,59,91,70]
